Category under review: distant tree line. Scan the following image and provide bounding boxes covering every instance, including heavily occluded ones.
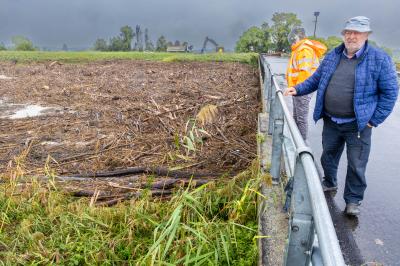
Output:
[235,12,394,56]
[93,25,190,52]
[0,36,69,51]
[0,18,393,56]
[0,36,38,51]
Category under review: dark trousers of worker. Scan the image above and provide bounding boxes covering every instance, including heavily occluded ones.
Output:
[292,94,312,141]
[321,116,372,204]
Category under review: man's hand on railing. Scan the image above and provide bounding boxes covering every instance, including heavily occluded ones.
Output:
[284,87,297,96]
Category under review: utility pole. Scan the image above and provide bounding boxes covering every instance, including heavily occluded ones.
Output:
[313,11,320,37]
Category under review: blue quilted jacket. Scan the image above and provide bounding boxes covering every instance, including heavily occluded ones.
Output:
[294,41,399,130]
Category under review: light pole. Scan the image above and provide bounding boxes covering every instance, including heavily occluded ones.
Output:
[313,11,320,37]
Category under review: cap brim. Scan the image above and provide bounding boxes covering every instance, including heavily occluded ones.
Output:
[341,27,372,34]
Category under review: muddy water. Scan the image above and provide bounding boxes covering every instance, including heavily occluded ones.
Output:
[0,101,52,119]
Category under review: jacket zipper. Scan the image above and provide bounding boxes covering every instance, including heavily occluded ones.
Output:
[354,67,360,138]
[354,46,368,139]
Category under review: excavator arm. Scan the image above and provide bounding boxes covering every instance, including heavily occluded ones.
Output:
[201,37,223,53]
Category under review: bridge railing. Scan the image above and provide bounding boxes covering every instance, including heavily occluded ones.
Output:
[257,55,345,266]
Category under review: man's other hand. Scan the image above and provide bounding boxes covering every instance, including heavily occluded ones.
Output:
[284,87,297,96]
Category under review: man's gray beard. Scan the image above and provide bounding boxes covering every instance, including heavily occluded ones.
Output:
[345,44,361,54]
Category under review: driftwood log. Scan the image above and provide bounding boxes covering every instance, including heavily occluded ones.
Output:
[60,166,222,179]
[70,177,211,206]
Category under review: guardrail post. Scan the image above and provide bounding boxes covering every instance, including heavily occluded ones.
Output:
[266,67,274,114]
[284,154,315,266]
[267,73,274,135]
[258,113,269,171]
[263,64,272,114]
[269,88,284,183]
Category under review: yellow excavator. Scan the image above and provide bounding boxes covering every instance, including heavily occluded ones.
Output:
[200,36,224,53]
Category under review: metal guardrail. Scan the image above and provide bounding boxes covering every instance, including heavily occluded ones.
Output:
[257,55,345,266]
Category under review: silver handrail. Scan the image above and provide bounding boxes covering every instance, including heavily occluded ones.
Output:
[258,55,345,266]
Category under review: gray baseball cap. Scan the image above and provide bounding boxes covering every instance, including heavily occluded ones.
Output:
[342,16,372,34]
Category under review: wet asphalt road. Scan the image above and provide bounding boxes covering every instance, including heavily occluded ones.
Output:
[266,56,400,265]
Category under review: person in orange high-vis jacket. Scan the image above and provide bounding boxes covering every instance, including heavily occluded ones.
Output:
[286,27,327,140]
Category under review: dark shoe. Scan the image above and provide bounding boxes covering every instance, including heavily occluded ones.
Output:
[345,203,361,216]
[321,180,338,192]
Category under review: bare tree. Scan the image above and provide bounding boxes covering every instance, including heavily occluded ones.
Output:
[134,25,143,51]
[144,28,154,51]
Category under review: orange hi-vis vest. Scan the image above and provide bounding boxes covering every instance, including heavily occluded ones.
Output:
[286,39,327,87]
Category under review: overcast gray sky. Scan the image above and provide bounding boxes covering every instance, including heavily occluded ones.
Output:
[0,0,399,50]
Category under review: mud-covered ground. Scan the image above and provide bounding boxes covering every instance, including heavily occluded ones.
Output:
[0,60,260,203]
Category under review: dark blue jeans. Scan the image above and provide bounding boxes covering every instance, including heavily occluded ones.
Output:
[321,117,372,204]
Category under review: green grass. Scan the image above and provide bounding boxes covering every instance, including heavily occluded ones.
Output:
[0,51,258,65]
[0,161,265,265]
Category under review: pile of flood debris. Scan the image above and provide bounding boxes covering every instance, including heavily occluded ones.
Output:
[0,60,260,204]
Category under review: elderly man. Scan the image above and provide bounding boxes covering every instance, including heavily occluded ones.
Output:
[286,27,327,140]
[285,16,399,216]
